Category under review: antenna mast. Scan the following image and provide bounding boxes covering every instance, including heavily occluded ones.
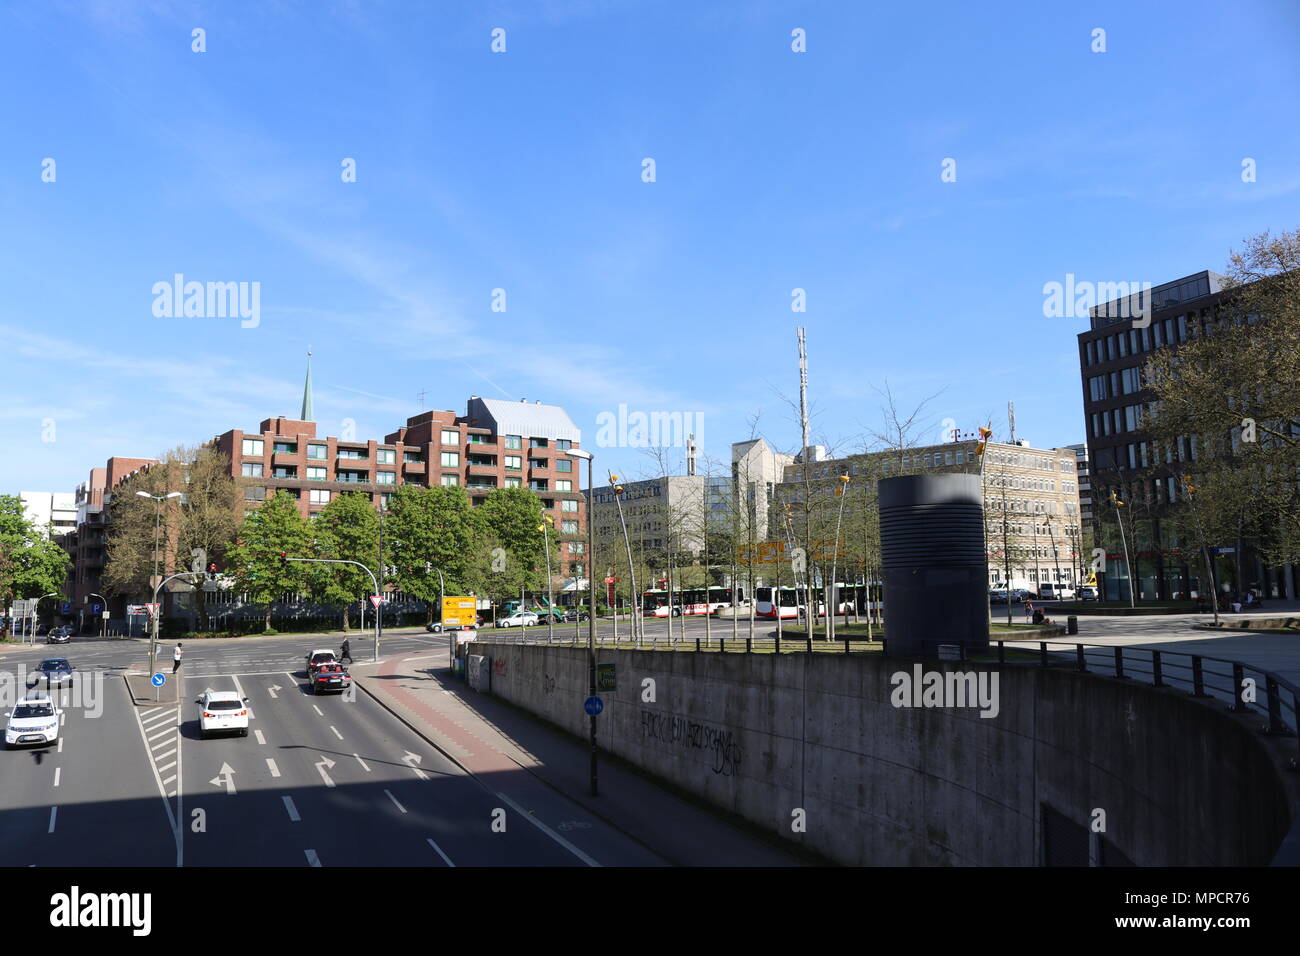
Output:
[1008,401,1016,444]
[797,327,810,458]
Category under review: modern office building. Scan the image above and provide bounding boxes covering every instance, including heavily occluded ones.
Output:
[1076,269,1295,600]
[731,438,795,544]
[1061,443,1093,524]
[778,437,1084,589]
[586,474,731,570]
[20,491,77,539]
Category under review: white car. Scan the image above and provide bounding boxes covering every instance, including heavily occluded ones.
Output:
[495,611,539,628]
[5,693,62,748]
[196,690,250,738]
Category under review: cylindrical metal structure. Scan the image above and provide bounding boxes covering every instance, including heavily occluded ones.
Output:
[880,473,989,657]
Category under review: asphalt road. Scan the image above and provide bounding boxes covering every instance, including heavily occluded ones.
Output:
[0,629,665,867]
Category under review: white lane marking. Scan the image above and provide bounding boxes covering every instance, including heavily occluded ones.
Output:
[57,737,63,753]
[254,729,266,745]
[157,761,176,774]
[384,789,407,814]
[312,704,323,717]
[283,796,300,822]
[153,747,177,762]
[230,674,254,719]
[315,755,336,788]
[353,753,371,773]
[402,752,428,780]
[142,709,173,727]
[147,726,173,742]
[305,849,321,867]
[209,763,237,795]
[129,699,181,864]
[162,775,177,786]
[53,767,61,788]
[426,838,455,866]
[48,807,57,833]
[267,758,281,778]
[330,725,344,740]
[494,791,602,868]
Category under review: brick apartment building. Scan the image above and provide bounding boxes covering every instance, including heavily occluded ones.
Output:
[212,396,589,582]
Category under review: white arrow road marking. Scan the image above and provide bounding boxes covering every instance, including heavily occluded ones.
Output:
[305,849,321,867]
[48,807,57,833]
[266,758,281,778]
[267,685,280,699]
[283,796,300,822]
[353,753,371,773]
[254,729,266,745]
[402,751,428,780]
[426,838,454,867]
[316,755,336,788]
[384,789,407,814]
[210,763,237,795]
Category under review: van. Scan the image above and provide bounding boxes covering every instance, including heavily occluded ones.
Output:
[1037,583,1075,601]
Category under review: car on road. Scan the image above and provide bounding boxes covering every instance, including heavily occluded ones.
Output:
[989,589,1009,604]
[47,626,73,644]
[306,649,338,676]
[495,611,539,628]
[196,690,250,738]
[427,616,484,633]
[4,693,62,749]
[1078,585,1099,601]
[1036,583,1075,601]
[564,607,588,622]
[31,658,74,687]
[309,663,352,695]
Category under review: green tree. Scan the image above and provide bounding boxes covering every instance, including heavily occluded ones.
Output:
[227,491,314,631]
[0,495,72,638]
[314,491,381,630]
[471,487,560,608]
[384,485,476,625]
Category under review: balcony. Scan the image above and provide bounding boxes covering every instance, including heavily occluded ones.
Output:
[336,472,371,484]
[468,460,498,476]
[336,450,369,461]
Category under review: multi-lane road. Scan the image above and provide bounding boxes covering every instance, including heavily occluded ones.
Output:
[0,629,675,867]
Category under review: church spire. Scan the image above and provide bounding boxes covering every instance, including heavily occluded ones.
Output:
[301,348,314,421]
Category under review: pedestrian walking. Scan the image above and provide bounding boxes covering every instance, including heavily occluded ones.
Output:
[172,642,183,673]
[1024,600,1034,622]
[340,637,352,665]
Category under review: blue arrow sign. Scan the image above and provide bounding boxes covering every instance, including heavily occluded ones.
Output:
[584,696,604,716]
[151,673,166,688]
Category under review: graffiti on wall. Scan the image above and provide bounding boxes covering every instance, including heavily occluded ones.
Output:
[639,709,743,777]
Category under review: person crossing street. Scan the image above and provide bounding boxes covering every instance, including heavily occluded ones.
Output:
[340,637,352,665]
[172,642,183,674]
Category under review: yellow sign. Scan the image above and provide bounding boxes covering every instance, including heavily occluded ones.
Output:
[441,596,477,627]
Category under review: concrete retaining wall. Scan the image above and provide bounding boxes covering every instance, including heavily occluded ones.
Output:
[476,642,1295,866]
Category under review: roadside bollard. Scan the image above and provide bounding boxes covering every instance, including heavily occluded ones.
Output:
[1067,615,1078,635]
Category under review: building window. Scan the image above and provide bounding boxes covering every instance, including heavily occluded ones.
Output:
[441,451,460,468]
[241,462,263,478]
[273,441,297,455]
[241,438,264,457]
[505,455,522,470]
[1086,341,1096,365]
[307,444,328,460]
[441,429,459,445]
[563,519,578,534]
[310,490,330,505]
[377,449,396,464]
[555,479,572,492]
[441,475,459,487]
[505,477,521,488]
[272,466,297,479]
[381,493,393,507]
[377,472,396,485]
[337,448,367,460]
[530,438,548,449]
[944,451,953,465]
[562,500,578,512]
[504,435,522,450]
[307,466,327,481]
[570,541,585,554]
[557,439,572,450]
[529,458,548,470]
[571,563,584,577]
[556,459,572,473]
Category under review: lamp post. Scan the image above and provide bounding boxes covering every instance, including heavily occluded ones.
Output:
[30,592,59,644]
[568,447,598,796]
[286,557,381,661]
[540,510,555,643]
[87,592,108,637]
[138,490,181,673]
[828,473,850,641]
[1110,491,1136,608]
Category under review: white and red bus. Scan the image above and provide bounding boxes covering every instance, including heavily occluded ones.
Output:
[642,586,743,617]
[756,583,881,619]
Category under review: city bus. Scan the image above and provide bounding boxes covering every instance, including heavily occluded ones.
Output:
[641,586,743,617]
[756,583,881,619]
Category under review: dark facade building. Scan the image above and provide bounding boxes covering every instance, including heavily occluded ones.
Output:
[1077,269,1295,601]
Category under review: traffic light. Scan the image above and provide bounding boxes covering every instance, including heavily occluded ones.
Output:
[208,563,217,580]
[834,474,850,497]
[975,426,993,456]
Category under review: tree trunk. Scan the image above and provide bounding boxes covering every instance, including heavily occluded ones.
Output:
[264,604,273,632]
[342,604,351,631]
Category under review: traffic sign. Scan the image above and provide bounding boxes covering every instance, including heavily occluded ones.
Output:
[584,696,604,716]
[151,673,166,688]
[442,596,477,627]
[91,603,102,614]
[596,662,616,692]
[370,595,384,608]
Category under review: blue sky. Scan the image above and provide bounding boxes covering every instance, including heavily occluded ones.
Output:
[3,0,1299,494]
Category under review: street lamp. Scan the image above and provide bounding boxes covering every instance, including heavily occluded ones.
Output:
[86,591,108,637]
[567,447,598,796]
[1110,491,1136,609]
[539,511,555,643]
[138,490,181,665]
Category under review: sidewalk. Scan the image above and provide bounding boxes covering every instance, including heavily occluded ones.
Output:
[351,653,812,867]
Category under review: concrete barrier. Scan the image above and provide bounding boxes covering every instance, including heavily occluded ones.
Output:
[475,642,1295,866]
